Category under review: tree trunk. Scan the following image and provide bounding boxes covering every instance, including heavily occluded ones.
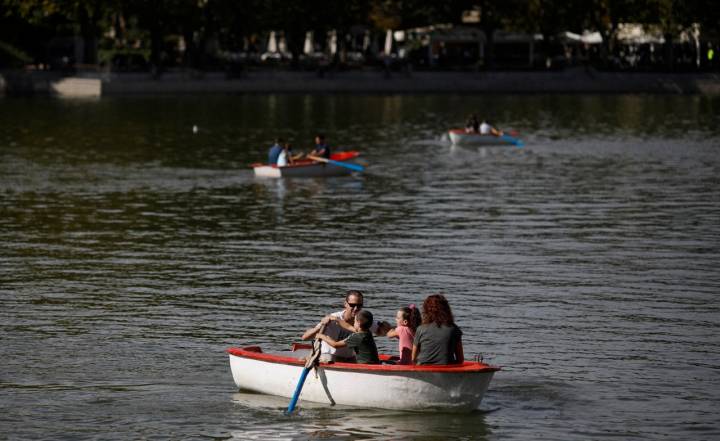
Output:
[664,33,674,71]
[78,5,99,65]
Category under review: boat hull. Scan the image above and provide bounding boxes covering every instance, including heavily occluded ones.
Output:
[227,346,498,412]
[448,129,514,146]
[253,151,361,178]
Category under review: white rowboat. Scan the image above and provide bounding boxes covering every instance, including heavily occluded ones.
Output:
[252,151,362,178]
[448,129,523,147]
[228,344,500,412]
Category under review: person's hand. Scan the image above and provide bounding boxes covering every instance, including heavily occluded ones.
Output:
[377,321,392,336]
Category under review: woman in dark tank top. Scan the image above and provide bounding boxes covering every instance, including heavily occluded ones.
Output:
[412,294,464,365]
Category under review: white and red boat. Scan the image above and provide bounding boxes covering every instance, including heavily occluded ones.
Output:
[252,151,363,178]
[227,344,500,412]
[448,129,524,147]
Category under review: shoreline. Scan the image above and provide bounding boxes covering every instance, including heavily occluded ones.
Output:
[2,68,719,96]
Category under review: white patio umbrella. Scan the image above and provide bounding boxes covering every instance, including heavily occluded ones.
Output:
[304,31,314,55]
[329,30,337,55]
[278,33,287,53]
[267,31,277,53]
[384,29,393,55]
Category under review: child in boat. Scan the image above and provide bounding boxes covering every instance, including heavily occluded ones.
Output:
[317,310,380,364]
[386,304,422,364]
[465,114,480,133]
[277,143,295,166]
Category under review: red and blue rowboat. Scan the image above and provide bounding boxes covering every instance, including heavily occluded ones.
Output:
[252,151,363,178]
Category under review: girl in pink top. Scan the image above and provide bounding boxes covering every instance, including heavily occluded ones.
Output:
[386,304,422,364]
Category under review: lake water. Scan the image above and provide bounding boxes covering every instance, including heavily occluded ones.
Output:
[1,94,719,440]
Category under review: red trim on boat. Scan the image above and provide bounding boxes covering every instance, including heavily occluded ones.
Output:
[227,346,500,373]
[291,343,312,351]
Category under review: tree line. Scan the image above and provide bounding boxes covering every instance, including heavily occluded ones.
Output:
[0,0,717,71]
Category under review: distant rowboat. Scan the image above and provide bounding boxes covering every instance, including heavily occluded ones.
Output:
[448,129,524,147]
[228,344,500,412]
[252,151,362,178]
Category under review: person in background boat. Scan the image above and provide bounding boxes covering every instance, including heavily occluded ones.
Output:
[301,290,391,363]
[480,120,502,137]
[308,133,331,159]
[386,304,422,365]
[317,310,380,364]
[268,138,284,165]
[412,294,464,365]
[465,114,480,133]
[276,143,298,167]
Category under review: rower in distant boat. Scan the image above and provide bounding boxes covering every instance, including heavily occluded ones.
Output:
[480,120,502,137]
[465,114,480,133]
[277,143,301,166]
[308,133,331,160]
[268,138,284,165]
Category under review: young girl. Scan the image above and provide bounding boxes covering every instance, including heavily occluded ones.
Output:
[386,304,421,364]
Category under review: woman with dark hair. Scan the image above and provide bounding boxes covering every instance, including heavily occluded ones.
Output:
[412,294,464,365]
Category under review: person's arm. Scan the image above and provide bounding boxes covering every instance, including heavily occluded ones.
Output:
[317,333,347,349]
[377,321,391,336]
[300,315,332,340]
[386,327,399,338]
[411,344,419,364]
[455,337,464,363]
[301,323,321,341]
[334,317,355,333]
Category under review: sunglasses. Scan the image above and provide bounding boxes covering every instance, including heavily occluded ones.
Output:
[346,302,363,309]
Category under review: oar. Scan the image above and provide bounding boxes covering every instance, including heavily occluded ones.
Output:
[286,325,325,414]
[307,154,365,172]
[499,133,524,148]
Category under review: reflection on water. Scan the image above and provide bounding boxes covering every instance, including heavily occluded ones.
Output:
[231,392,492,441]
[1,94,719,440]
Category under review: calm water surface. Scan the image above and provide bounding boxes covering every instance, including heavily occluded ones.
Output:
[1,94,719,440]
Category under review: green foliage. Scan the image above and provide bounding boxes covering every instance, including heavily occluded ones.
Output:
[0,39,33,66]
[0,0,716,69]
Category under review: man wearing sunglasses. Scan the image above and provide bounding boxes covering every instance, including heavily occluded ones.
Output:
[301,290,391,363]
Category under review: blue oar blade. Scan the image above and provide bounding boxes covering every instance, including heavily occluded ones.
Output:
[500,134,524,148]
[328,159,365,172]
[286,367,311,414]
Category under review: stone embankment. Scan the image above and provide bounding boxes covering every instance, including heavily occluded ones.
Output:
[1,68,719,96]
